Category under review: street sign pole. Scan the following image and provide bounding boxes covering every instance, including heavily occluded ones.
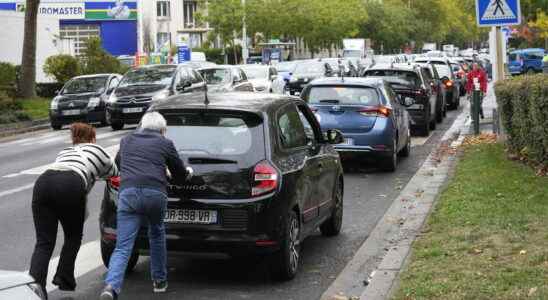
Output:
[495,26,505,82]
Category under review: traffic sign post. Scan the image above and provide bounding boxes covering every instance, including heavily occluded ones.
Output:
[476,0,521,82]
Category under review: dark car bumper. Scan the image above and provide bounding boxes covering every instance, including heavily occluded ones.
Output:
[107,102,150,125]
[287,81,309,93]
[49,107,105,125]
[100,186,285,257]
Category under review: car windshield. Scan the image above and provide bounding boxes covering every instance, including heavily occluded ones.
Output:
[199,68,232,84]
[306,86,380,106]
[164,112,264,157]
[62,76,109,94]
[275,62,296,73]
[119,66,176,87]
[241,67,268,79]
[433,64,452,78]
[343,50,361,58]
[364,70,421,87]
[294,62,324,74]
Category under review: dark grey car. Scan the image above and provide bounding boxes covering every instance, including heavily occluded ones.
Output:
[0,270,46,299]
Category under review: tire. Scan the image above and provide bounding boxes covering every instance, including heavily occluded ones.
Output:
[526,68,536,75]
[100,240,139,273]
[51,122,62,130]
[320,179,343,237]
[399,132,411,157]
[269,210,301,281]
[111,122,124,131]
[420,110,430,137]
[381,138,397,172]
[430,117,437,130]
[436,98,443,123]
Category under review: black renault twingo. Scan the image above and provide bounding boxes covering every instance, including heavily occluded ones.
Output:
[100,92,345,280]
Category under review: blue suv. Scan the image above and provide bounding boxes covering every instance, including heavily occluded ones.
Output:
[508,48,545,75]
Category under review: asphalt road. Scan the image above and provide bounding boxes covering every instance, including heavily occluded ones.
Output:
[0,106,462,300]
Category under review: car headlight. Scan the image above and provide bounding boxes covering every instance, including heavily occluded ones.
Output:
[28,283,47,300]
[152,89,170,101]
[107,93,118,104]
[87,97,101,108]
[303,78,309,83]
[50,97,60,110]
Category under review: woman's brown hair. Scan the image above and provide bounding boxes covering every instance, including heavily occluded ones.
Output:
[70,123,96,145]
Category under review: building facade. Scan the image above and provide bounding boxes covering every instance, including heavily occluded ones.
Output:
[0,0,138,56]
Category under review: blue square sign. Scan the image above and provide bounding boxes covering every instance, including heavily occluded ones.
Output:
[476,0,521,27]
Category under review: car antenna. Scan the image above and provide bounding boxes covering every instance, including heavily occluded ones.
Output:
[204,85,210,107]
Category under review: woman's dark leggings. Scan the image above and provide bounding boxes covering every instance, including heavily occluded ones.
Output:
[29,170,87,291]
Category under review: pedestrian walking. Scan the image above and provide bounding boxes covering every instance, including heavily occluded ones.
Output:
[29,123,118,298]
[465,62,488,119]
[100,112,190,300]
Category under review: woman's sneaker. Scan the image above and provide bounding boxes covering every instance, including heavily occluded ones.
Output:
[100,285,117,300]
[153,280,168,293]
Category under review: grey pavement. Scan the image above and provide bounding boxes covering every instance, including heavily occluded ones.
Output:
[0,104,465,300]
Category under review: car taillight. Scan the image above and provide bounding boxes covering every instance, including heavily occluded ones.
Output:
[358,106,391,118]
[252,161,279,197]
[444,80,454,88]
[109,176,120,189]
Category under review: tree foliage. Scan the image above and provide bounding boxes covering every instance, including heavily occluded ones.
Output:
[80,37,128,75]
[43,55,80,84]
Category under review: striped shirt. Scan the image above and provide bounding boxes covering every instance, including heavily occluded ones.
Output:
[49,143,119,192]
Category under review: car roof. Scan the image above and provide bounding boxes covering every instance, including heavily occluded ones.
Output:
[73,73,117,79]
[307,77,383,87]
[366,63,419,72]
[198,65,241,70]
[414,57,449,63]
[151,92,300,114]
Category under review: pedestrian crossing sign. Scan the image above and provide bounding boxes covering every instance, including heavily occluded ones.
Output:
[476,0,521,27]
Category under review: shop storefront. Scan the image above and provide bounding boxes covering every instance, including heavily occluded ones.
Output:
[0,0,137,56]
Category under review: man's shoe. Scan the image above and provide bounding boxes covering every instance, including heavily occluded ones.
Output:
[52,275,76,291]
[100,285,117,300]
[153,280,168,293]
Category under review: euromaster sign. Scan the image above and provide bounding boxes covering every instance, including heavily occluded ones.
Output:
[0,1,137,20]
[39,3,85,19]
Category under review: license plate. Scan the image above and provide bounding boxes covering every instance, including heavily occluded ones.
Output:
[123,107,143,113]
[62,109,80,116]
[164,209,217,224]
[338,138,354,146]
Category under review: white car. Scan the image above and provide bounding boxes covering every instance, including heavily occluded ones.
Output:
[240,65,286,94]
[0,270,46,299]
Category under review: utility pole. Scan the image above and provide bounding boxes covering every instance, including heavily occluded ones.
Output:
[241,0,249,64]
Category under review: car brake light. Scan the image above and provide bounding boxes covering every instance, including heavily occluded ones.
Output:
[358,106,391,118]
[252,161,279,197]
[444,80,454,88]
[109,176,120,189]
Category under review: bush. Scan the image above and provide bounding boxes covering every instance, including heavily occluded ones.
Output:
[495,74,548,167]
[43,55,81,84]
[0,62,16,86]
[0,91,22,111]
[36,82,64,98]
[81,37,126,75]
[0,91,30,124]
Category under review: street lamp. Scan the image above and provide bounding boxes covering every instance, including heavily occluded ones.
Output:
[242,0,249,64]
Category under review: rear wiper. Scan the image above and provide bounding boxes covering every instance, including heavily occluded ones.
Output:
[319,99,340,104]
[188,157,238,164]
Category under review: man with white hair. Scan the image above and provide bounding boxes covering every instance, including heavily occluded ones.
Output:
[101,112,190,300]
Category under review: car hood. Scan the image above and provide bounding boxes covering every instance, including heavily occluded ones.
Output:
[248,78,269,87]
[58,92,101,102]
[0,270,34,290]
[115,84,167,97]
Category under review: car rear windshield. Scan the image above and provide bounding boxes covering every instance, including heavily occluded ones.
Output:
[294,62,324,74]
[119,66,176,87]
[433,64,452,78]
[199,69,231,84]
[364,70,421,87]
[164,111,265,159]
[241,67,268,79]
[62,76,109,94]
[306,86,380,106]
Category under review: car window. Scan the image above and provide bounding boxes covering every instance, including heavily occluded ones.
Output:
[188,69,201,84]
[239,69,248,81]
[119,66,176,87]
[297,111,316,143]
[421,68,433,84]
[364,70,421,87]
[108,77,120,90]
[277,105,308,149]
[62,76,109,94]
[164,111,264,159]
[199,68,231,84]
[177,68,190,86]
[294,62,325,74]
[384,84,398,106]
[526,51,544,60]
[508,53,517,61]
[435,64,453,78]
[305,86,380,106]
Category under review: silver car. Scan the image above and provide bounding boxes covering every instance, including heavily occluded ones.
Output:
[0,270,46,299]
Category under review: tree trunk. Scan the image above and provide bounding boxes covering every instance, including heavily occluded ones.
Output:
[18,0,40,99]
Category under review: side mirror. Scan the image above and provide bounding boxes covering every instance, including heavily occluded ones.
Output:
[233,76,240,84]
[176,80,192,92]
[325,129,344,144]
[106,87,115,95]
[55,89,60,95]
[403,97,414,107]
[270,75,278,81]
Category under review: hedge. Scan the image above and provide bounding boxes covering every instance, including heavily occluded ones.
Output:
[495,74,548,167]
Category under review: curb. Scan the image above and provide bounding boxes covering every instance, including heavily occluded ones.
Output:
[320,104,471,300]
[0,119,50,138]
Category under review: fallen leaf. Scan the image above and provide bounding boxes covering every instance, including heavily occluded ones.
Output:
[520,250,527,255]
[473,248,483,254]
[528,287,538,297]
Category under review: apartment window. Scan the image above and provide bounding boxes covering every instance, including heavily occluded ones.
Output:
[59,24,100,56]
[183,1,197,27]
[157,32,171,49]
[157,1,170,18]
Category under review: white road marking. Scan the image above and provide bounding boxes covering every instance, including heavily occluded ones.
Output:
[24,240,104,293]
[0,183,35,198]
[1,145,119,179]
[410,133,433,147]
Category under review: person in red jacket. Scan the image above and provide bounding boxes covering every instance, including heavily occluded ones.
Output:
[465,62,488,118]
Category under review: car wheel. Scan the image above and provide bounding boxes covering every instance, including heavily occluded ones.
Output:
[430,117,437,130]
[527,68,536,75]
[399,131,411,157]
[421,110,430,137]
[111,122,124,131]
[381,138,397,172]
[100,239,139,273]
[320,179,343,237]
[51,122,62,130]
[436,100,443,123]
[270,210,300,281]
